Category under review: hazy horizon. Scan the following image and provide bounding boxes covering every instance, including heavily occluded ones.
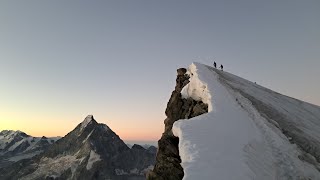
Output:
[1,1,319,140]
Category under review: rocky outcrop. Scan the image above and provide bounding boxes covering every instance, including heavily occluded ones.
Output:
[147,68,208,180]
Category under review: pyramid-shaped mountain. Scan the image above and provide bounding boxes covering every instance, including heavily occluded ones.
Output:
[0,115,156,180]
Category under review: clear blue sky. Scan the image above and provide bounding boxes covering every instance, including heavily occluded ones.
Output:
[0,0,319,141]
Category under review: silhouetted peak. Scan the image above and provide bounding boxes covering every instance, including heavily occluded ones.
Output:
[132,144,145,150]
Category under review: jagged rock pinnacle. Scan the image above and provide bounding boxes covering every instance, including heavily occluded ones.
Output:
[148,67,208,180]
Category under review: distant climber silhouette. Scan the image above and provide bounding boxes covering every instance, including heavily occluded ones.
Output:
[220,64,223,71]
[213,61,217,68]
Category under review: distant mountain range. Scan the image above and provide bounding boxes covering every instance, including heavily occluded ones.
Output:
[0,115,156,180]
[0,130,59,168]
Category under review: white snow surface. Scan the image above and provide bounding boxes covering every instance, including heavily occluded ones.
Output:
[7,138,25,151]
[82,130,94,144]
[181,65,212,111]
[0,130,59,162]
[86,150,101,170]
[0,130,22,150]
[173,62,320,180]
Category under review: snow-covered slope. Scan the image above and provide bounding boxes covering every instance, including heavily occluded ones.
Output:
[173,62,320,180]
[0,130,59,168]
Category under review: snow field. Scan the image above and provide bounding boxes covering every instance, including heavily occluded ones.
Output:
[173,62,320,180]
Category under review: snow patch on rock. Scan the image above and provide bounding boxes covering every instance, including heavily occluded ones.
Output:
[130,168,139,174]
[82,130,94,144]
[7,139,26,151]
[20,155,85,180]
[115,169,128,175]
[86,150,101,170]
[80,115,94,131]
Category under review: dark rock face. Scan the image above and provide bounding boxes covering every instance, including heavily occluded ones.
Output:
[147,146,157,154]
[0,116,156,180]
[147,68,208,180]
[175,69,189,92]
[177,68,187,76]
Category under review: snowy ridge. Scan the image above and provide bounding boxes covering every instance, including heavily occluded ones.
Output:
[173,62,320,180]
[82,129,94,144]
[0,130,59,165]
[0,135,56,154]
[181,63,212,111]
[0,130,25,150]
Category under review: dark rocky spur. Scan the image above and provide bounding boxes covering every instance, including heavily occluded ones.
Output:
[147,68,208,180]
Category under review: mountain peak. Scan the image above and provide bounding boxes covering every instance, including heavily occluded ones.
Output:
[131,144,145,150]
[85,115,94,120]
[0,115,156,180]
[0,130,29,138]
[80,115,96,130]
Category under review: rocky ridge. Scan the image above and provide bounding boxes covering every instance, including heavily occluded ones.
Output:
[147,68,208,180]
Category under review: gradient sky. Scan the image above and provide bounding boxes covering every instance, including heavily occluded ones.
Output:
[0,1,319,142]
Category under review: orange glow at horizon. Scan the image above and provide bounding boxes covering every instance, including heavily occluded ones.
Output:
[0,112,163,141]
[102,116,163,141]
